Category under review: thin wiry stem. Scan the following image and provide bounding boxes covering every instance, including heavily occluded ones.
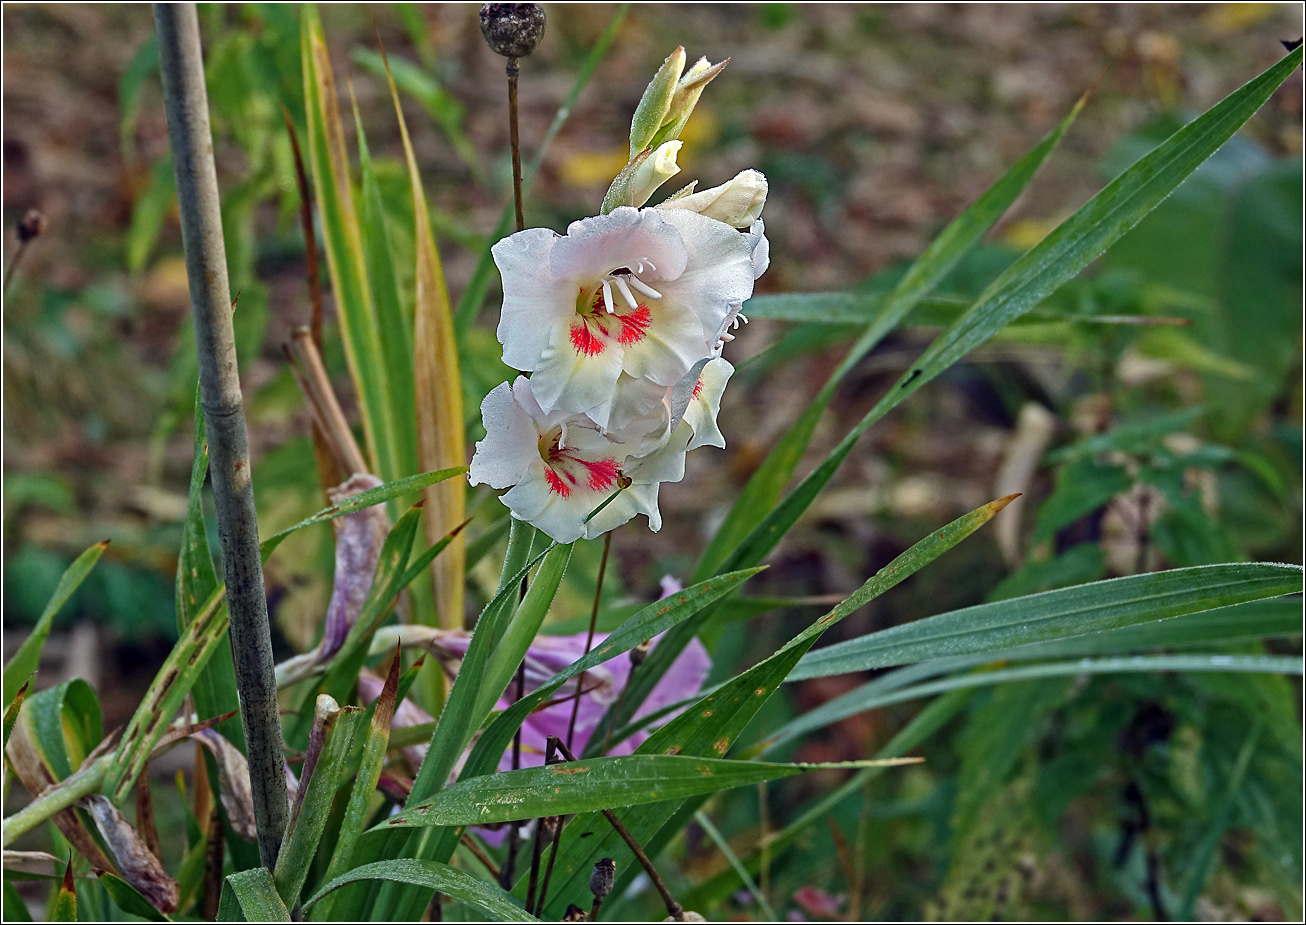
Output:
[507,56,525,232]
[567,531,612,750]
[153,2,287,871]
[550,737,685,921]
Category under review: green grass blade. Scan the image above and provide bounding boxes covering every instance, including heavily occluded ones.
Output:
[789,563,1303,681]
[303,859,536,922]
[696,94,1086,579]
[472,543,574,727]
[96,872,170,922]
[300,5,398,480]
[104,591,230,803]
[711,46,1303,585]
[274,696,365,908]
[3,541,108,705]
[218,868,290,922]
[51,858,76,922]
[377,756,915,828]
[459,568,766,784]
[178,389,242,751]
[546,496,1015,917]
[317,658,401,919]
[350,86,418,479]
[681,688,974,912]
[768,654,1301,751]
[3,678,29,753]
[1179,720,1263,918]
[693,810,778,921]
[259,467,465,561]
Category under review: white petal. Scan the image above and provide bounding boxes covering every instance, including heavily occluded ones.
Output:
[653,210,756,350]
[550,208,687,284]
[468,381,540,489]
[682,357,733,451]
[744,219,770,280]
[492,228,573,371]
[619,296,715,387]
[529,323,628,427]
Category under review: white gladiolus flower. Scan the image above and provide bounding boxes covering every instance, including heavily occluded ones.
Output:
[491,206,756,432]
[469,377,691,543]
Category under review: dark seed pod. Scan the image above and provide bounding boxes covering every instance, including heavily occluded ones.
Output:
[563,904,587,922]
[17,209,47,242]
[479,3,546,59]
[590,857,616,899]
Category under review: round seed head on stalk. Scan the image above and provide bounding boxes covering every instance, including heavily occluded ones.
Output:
[479,3,547,59]
[17,209,47,242]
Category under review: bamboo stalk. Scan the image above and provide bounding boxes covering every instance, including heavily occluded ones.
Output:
[153,2,287,872]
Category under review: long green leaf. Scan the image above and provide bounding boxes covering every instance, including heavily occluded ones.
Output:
[97,872,170,922]
[52,858,76,922]
[697,93,1086,579]
[472,543,574,726]
[789,563,1303,681]
[315,655,401,920]
[259,467,465,561]
[3,541,108,705]
[545,496,1014,917]
[460,567,766,784]
[218,868,290,922]
[178,389,241,751]
[712,45,1304,587]
[274,696,365,908]
[379,756,914,829]
[768,654,1301,751]
[304,859,536,922]
[681,688,974,911]
[105,590,229,803]
[300,5,398,480]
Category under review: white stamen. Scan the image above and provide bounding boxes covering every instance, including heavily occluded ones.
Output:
[738,313,749,324]
[613,276,640,311]
[557,423,568,450]
[601,280,615,314]
[720,331,735,342]
[628,277,662,300]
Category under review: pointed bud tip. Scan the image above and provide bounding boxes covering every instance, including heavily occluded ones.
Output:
[479,3,546,59]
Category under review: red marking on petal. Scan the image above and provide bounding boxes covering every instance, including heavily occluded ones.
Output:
[545,469,572,497]
[617,306,651,345]
[579,457,620,491]
[570,323,606,357]
[691,377,704,399]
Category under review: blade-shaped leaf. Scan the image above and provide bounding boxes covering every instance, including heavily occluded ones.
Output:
[789,563,1303,681]
[304,859,536,922]
[697,93,1086,579]
[544,497,1015,917]
[300,6,398,480]
[3,541,108,705]
[712,47,1303,590]
[378,755,916,828]
[97,871,170,922]
[218,867,290,922]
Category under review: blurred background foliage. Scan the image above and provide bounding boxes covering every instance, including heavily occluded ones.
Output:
[3,3,1302,920]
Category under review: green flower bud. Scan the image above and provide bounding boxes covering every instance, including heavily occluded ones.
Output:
[629,46,686,159]
[649,56,729,150]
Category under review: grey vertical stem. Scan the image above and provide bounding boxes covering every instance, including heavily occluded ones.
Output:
[153,2,287,871]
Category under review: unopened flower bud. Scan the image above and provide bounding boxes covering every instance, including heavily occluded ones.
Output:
[656,169,768,228]
[630,47,687,158]
[600,140,682,214]
[16,209,47,242]
[650,56,729,150]
[479,3,546,59]
[590,857,616,899]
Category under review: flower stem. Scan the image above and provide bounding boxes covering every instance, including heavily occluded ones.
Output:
[153,1,287,871]
[550,737,685,921]
[567,531,612,750]
[507,56,525,232]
